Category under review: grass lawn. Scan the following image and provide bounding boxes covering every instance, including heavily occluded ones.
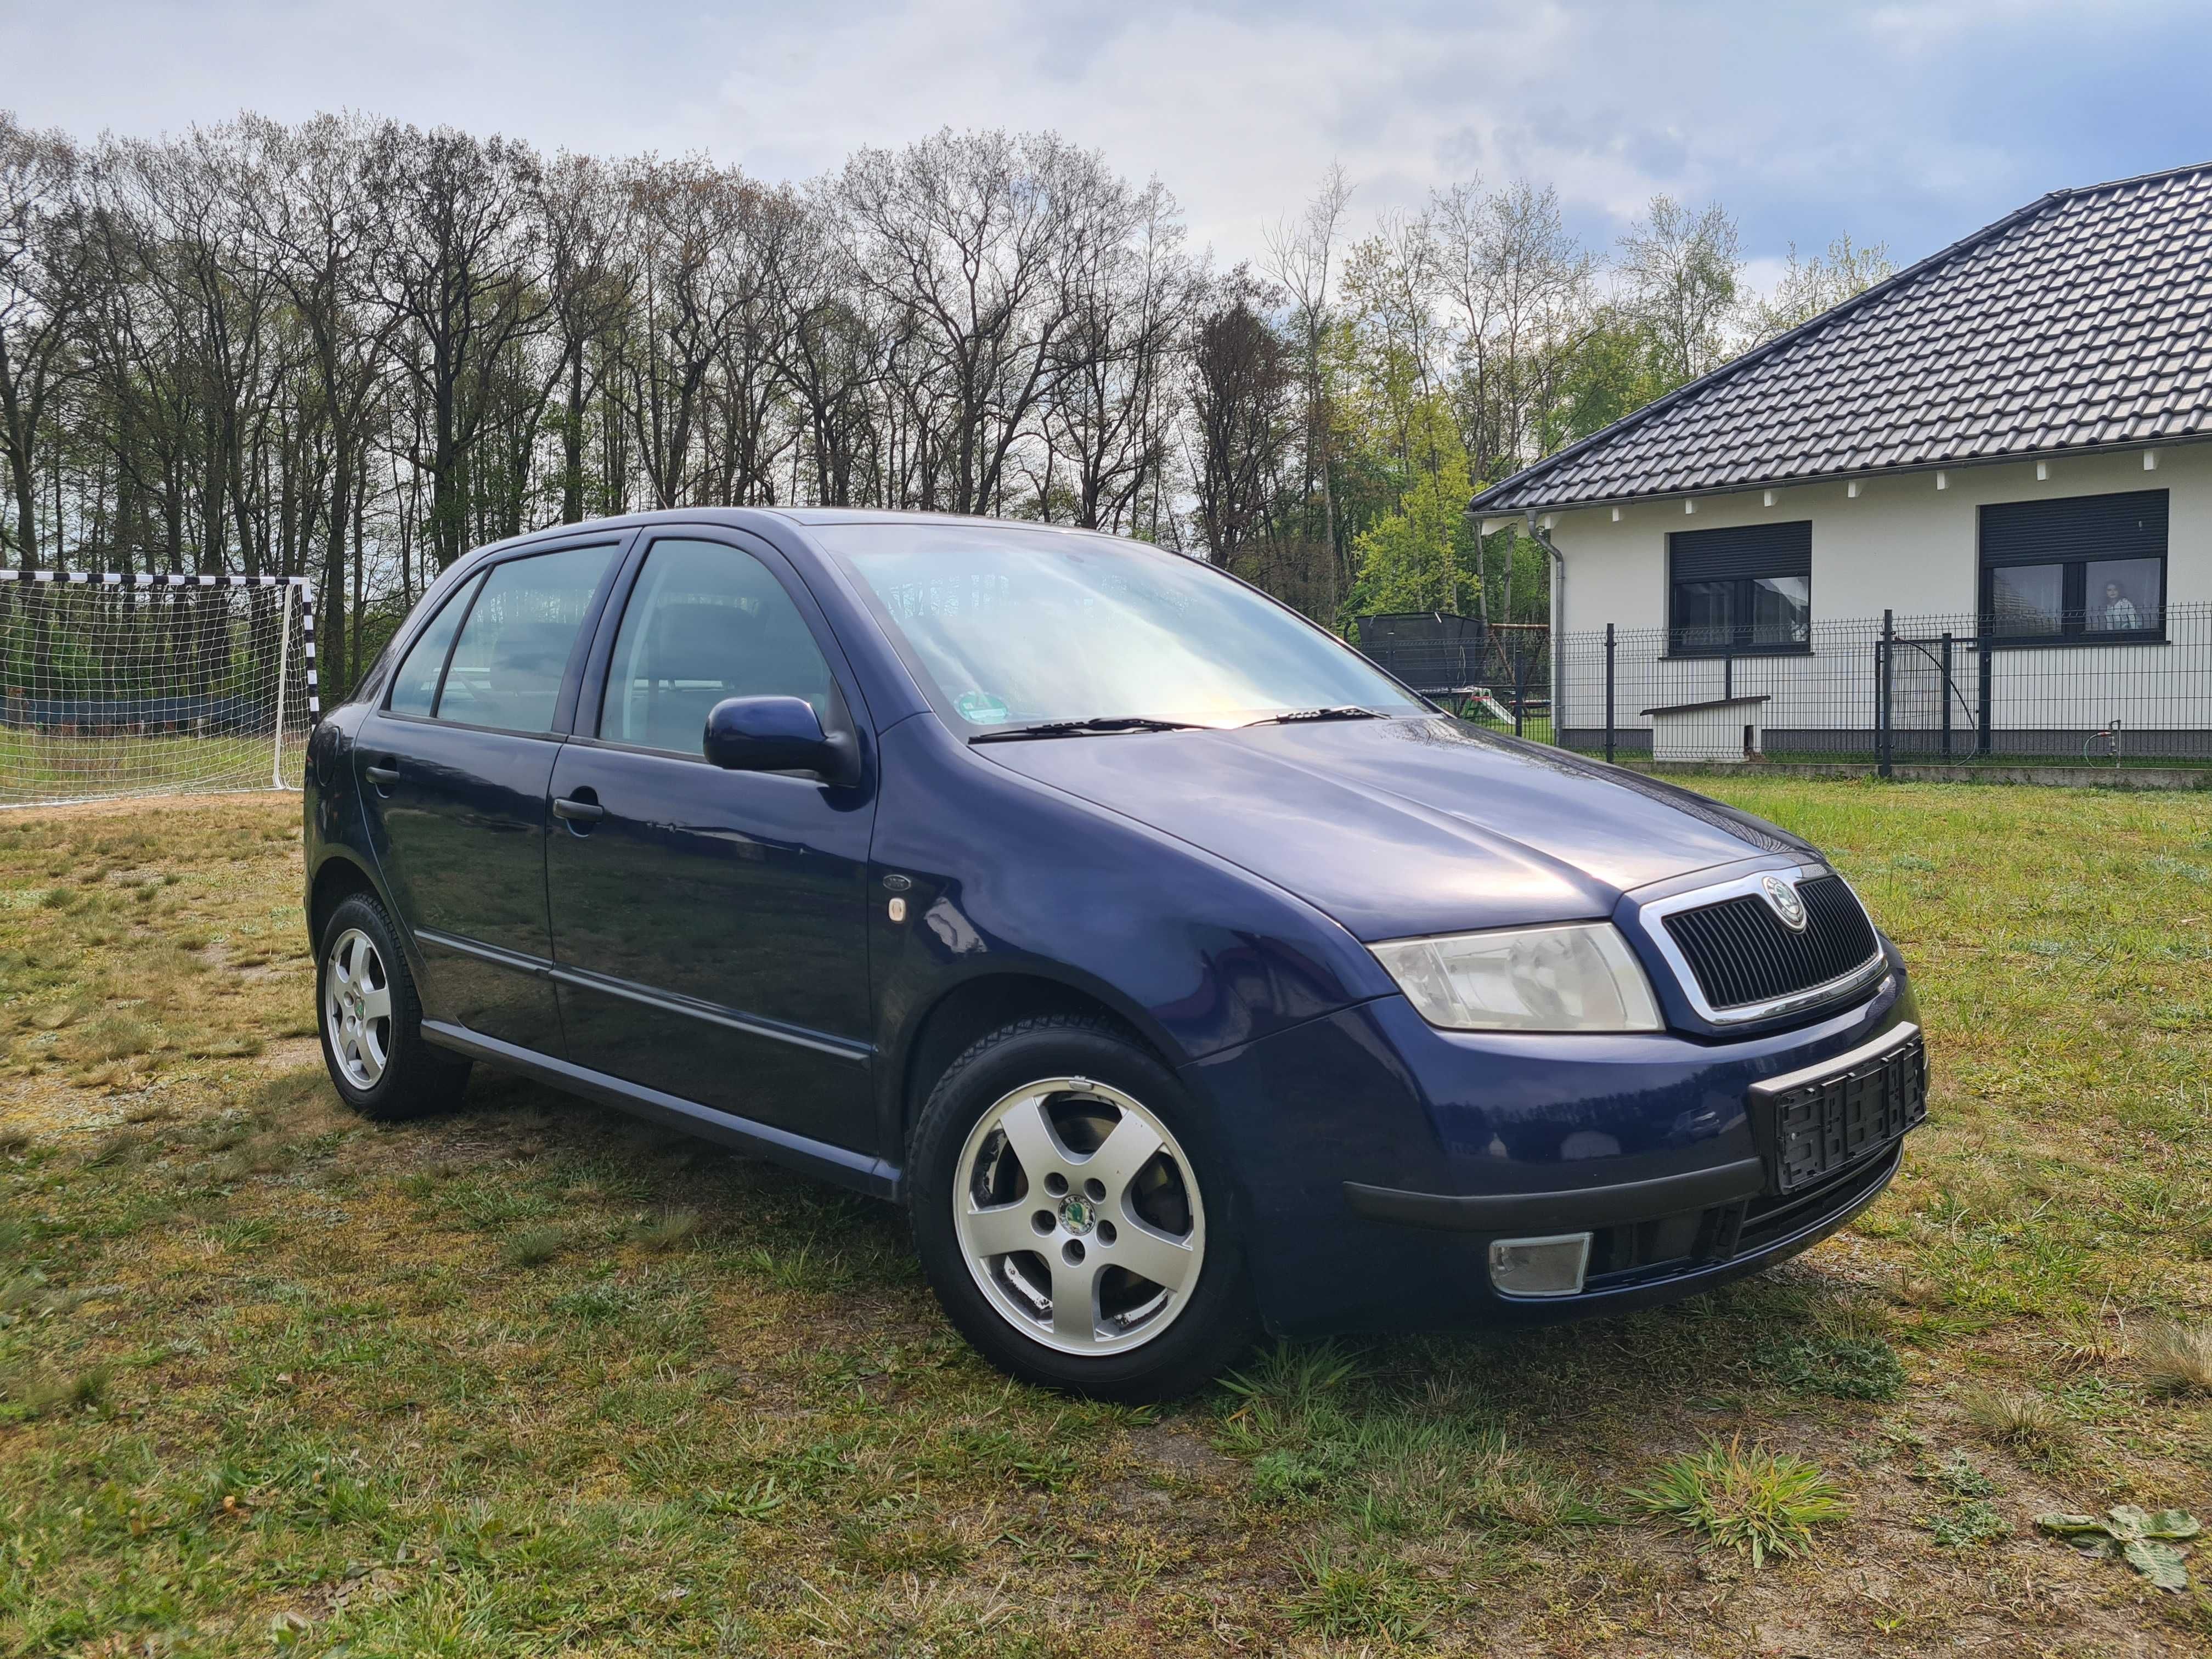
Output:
[0,730,307,806]
[3,781,2211,1655]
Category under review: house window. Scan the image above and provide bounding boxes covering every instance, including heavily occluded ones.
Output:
[1978,488,2165,642]
[1668,521,1812,655]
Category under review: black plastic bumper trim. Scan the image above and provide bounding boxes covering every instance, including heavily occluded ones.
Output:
[1344,1156,1768,1234]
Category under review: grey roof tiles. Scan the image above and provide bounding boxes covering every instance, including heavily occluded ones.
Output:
[1471,162,2212,514]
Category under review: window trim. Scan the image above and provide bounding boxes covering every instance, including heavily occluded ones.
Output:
[380,568,483,721]
[1666,522,1814,659]
[577,527,868,770]
[426,571,490,721]
[375,534,631,735]
[1976,489,2168,648]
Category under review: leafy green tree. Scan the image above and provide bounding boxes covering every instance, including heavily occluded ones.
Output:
[1538,308,1675,452]
[1345,403,1472,619]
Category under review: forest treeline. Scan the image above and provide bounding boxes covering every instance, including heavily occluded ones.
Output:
[0,110,1889,690]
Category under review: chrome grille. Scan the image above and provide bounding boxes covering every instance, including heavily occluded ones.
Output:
[1661,874,1879,1013]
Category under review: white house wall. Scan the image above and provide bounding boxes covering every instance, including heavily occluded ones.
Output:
[1544,444,2212,753]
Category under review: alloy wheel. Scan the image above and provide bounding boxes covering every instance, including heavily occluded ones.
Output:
[951,1077,1206,1356]
[324,927,393,1090]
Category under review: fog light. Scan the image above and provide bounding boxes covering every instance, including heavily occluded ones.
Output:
[1487,1233,1591,1298]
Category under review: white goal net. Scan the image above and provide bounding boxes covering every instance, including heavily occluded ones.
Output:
[0,572,319,809]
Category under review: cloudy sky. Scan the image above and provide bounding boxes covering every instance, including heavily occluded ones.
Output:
[13,0,2212,281]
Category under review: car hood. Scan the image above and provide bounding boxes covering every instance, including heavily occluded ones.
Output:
[977,715,1811,942]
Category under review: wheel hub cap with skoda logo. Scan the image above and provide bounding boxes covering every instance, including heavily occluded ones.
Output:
[951,1078,1209,1357]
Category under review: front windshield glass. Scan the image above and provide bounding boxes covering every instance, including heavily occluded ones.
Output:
[814,522,1423,731]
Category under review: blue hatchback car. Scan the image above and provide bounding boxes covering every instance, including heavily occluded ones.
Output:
[303,509,1926,1398]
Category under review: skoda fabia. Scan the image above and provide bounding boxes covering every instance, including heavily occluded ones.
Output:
[304,509,1926,1399]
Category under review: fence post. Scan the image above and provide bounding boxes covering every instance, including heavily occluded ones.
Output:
[1512,637,1528,737]
[270,581,294,789]
[1877,608,1895,780]
[1976,630,1993,757]
[1604,623,1616,765]
[1939,631,1953,761]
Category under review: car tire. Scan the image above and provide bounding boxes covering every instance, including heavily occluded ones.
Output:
[315,891,471,1121]
[909,1012,1257,1401]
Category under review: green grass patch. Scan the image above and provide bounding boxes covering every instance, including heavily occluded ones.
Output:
[1632,1437,1849,1566]
[3,785,2212,1653]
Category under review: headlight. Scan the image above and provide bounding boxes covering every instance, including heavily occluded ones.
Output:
[1371,922,1662,1032]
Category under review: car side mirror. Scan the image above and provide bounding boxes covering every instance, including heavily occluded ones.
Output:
[702,696,856,784]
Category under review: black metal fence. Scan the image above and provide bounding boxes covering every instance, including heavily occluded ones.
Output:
[1354,613,1556,735]
[1357,601,2212,771]
[1550,601,2212,770]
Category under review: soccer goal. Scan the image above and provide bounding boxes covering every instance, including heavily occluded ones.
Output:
[0,572,319,809]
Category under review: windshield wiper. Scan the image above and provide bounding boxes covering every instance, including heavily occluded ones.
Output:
[1243,706,1387,727]
[968,716,1206,744]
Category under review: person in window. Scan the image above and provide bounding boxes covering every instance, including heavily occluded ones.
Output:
[2101,579,2142,633]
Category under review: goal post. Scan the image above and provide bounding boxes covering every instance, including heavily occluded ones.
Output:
[0,571,320,809]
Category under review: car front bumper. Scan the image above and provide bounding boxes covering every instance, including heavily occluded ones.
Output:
[1180,949,1923,1337]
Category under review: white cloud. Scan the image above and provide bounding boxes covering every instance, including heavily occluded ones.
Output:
[9,0,2209,270]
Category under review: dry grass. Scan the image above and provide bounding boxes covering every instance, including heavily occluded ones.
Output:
[2137,1320,2212,1396]
[1957,1384,2079,1461]
[2,783,2211,1656]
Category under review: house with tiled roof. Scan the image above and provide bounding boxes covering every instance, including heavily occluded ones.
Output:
[1469,162,2212,762]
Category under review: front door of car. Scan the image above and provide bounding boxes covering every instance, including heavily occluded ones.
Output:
[545,532,878,1150]
[354,538,626,1053]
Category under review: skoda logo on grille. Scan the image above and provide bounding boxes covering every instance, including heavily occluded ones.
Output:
[1761,874,1809,932]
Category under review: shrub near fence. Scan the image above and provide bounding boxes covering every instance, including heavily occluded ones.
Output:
[1544,601,2212,771]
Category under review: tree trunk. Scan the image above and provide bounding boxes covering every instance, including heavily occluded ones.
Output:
[323,396,352,697]
[562,346,585,523]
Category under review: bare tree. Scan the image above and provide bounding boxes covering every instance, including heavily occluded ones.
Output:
[0,116,93,569]
[1263,163,1353,611]
[1618,195,1742,386]
[241,113,397,675]
[618,157,765,509]
[1344,206,1448,486]
[706,184,805,507]
[535,153,633,523]
[1043,177,1195,531]
[0,105,1851,697]
[1434,178,1596,483]
[1187,272,1290,567]
[839,129,1104,516]
[1747,232,1893,343]
[367,123,548,568]
[769,183,886,509]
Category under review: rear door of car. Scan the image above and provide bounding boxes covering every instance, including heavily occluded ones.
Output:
[353,534,629,1053]
[544,528,879,1151]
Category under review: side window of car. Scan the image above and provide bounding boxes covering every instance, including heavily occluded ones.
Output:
[600,538,834,757]
[434,544,618,733]
[385,573,482,718]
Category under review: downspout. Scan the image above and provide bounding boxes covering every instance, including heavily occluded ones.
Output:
[1525,510,1567,744]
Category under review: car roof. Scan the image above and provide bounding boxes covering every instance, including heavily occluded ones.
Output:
[765,507,1026,529]
[465,506,1126,560]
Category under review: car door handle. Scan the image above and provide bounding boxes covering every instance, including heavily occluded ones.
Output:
[551,796,605,823]
[364,761,400,786]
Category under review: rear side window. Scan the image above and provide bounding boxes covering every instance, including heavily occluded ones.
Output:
[435,544,618,733]
[386,574,482,718]
[599,538,833,756]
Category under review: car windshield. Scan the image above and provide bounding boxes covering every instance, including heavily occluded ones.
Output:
[814,522,1423,732]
